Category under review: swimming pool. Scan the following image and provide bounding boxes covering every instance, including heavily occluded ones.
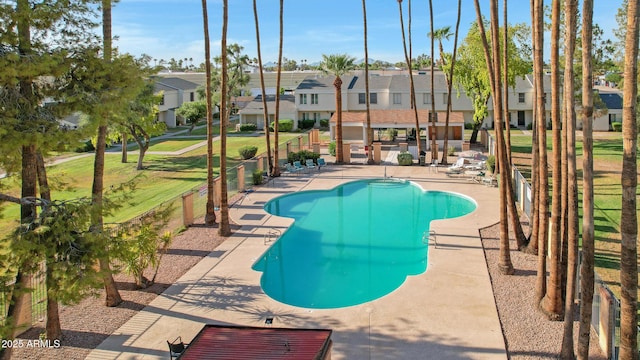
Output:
[252,179,477,309]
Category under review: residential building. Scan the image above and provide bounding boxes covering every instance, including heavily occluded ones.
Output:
[154,77,200,128]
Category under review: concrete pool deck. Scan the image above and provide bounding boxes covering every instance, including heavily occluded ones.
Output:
[87,164,506,360]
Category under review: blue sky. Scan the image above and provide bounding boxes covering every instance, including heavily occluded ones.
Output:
[111,0,623,66]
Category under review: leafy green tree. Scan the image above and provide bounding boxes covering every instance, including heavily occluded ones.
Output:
[176,101,207,133]
[112,79,166,170]
[450,21,530,142]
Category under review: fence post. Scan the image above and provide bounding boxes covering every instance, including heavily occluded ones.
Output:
[237,165,245,193]
[374,142,382,164]
[182,192,194,227]
[342,143,351,164]
[297,136,303,151]
[598,285,614,359]
[286,141,291,159]
[257,156,264,172]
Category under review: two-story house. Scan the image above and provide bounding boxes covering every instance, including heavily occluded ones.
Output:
[154,77,200,128]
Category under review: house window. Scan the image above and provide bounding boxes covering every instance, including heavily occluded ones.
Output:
[393,93,402,105]
[359,93,377,104]
[299,94,307,104]
[160,95,165,105]
[423,93,432,104]
[302,112,310,120]
[429,112,438,122]
[190,92,195,102]
[311,93,319,104]
[314,112,320,120]
[518,93,525,103]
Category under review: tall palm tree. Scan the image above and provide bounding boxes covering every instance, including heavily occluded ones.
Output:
[396,0,423,159]
[619,0,639,358]
[362,0,374,165]
[428,0,437,161]
[577,0,595,357]
[473,0,513,274]
[560,0,579,357]
[95,0,122,307]
[320,54,356,164]
[526,0,540,256]
[542,0,563,320]
[252,0,273,175]
[218,0,230,236]
[201,0,216,226]
[533,0,549,303]
[430,25,454,165]
[272,0,283,176]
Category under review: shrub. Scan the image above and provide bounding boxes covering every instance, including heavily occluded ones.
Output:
[288,150,320,164]
[270,119,294,132]
[239,123,257,132]
[319,119,329,128]
[75,140,95,153]
[386,128,398,140]
[298,119,316,130]
[486,155,496,173]
[447,146,456,156]
[464,122,474,130]
[238,145,258,159]
[252,169,264,185]
[397,152,413,166]
[526,122,533,130]
[611,122,622,132]
[328,141,336,156]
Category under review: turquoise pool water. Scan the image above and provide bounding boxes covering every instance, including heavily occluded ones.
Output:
[252,179,477,309]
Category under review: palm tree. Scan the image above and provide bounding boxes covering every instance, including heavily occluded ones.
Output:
[428,0,437,161]
[533,0,550,303]
[560,0,579,357]
[218,0,230,236]
[272,0,283,176]
[619,0,639,357]
[201,0,216,226]
[95,0,122,307]
[431,25,455,165]
[252,0,273,175]
[320,54,356,164]
[363,0,373,165]
[396,0,423,159]
[577,0,595,357]
[542,0,563,320]
[473,0,514,275]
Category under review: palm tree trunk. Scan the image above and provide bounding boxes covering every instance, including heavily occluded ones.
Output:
[96,0,121,307]
[363,0,374,165]
[201,0,216,226]
[473,0,514,275]
[218,0,231,236]
[441,1,461,167]
[428,0,437,161]
[560,1,579,357]
[619,0,639,358]
[252,0,273,175]
[526,0,540,255]
[542,0,563,320]
[397,0,422,159]
[272,0,283,175]
[577,0,595,357]
[503,0,512,167]
[334,76,344,164]
[533,0,549,304]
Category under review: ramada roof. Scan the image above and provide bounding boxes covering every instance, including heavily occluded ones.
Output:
[330,109,464,127]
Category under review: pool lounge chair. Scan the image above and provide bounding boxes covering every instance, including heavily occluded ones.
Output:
[445,158,466,176]
[283,163,300,175]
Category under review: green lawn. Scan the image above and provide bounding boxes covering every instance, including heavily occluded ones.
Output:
[0,133,301,239]
[506,131,640,299]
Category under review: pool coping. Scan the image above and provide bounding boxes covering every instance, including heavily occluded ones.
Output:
[87,164,507,360]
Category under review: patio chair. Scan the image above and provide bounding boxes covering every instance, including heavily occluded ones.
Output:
[305,158,317,171]
[167,336,188,359]
[293,160,306,173]
[284,163,301,176]
[317,158,326,170]
[482,174,497,187]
